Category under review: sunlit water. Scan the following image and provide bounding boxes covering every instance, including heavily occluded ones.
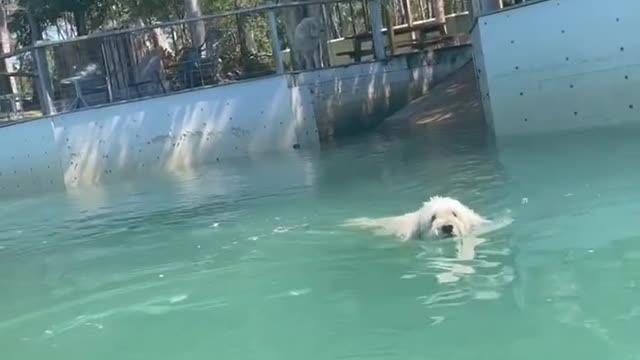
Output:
[2,114,640,360]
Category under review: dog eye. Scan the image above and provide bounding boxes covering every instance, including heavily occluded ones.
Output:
[452,212,457,217]
[430,215,436,222]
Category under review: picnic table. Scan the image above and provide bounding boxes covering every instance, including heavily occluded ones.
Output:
[61,64,112,110]
[61,75,90,110]
[337,20,451,62]
[0,93,24,120]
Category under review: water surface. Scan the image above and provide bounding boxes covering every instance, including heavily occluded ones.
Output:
[2,116,640,360]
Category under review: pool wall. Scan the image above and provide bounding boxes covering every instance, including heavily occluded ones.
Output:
[471,0,640,138]
[0,45,471,197]
[294,45,472,142]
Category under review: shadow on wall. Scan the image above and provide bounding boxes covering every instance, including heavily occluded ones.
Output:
[383,61,483,130]
[53,76,309,188]
[292,45,473,143]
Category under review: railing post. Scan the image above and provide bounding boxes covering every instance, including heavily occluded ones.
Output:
[488,0,503,11]
[473,0,502,16]
[470,0,480,19]
[368,0,386,60]
[267,8,284,74]
[401,0,415,40]
[33,45,54,115]
[434,0,446,23]
[26,6,55,115]
[433,0,447,34]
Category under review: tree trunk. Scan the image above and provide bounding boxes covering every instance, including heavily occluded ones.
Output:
[433,0,446,24]
[0,3,15,95]
[347,1,357,35]
[235,0,257,72]
[401,0,412,25]
[73,9,88,36]
[184,0,205,47]
[329,4,340,39]
[26,7,54,114]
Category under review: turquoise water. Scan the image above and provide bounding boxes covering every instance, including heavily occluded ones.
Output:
[2,116,640,360]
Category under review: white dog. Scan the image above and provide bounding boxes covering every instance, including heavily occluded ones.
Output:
[343,196,490,241]
[293,17,324,70]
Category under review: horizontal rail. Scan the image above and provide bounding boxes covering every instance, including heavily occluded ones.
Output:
[478,0,547,18]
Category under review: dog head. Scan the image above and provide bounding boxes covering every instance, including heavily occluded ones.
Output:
[418,196,486,238]
[302,17,324,39]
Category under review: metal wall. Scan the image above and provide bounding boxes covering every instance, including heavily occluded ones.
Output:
[0,120,65,196]
[0,45,471,197]
[53,76,309,188]
[473,0,640,137]
[470,17,494,130]
[295,45,473,141]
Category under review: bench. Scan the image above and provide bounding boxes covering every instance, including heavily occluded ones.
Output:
[394,34,457,50]
[336,48,376,60]
[339,20,448,61]
[336,35,454,61]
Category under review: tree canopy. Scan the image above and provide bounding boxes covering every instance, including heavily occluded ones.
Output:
[9,0,266,46]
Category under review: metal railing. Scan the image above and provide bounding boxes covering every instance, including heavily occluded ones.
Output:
[471,0,544,18]
[0,0,471,122]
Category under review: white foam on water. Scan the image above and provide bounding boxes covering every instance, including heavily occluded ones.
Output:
[474,290,502,300]
[436,272,460,284]
[267,288,312,299]
[475,216,514,237]
[169,294,189,303]
[274,224,309,233]
[430,316,445,325]
[288,288,311,296]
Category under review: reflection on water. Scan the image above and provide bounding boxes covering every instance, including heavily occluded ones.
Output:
[2,112,640,359]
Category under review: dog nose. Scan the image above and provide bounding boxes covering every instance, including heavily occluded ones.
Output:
[441,225,453,235]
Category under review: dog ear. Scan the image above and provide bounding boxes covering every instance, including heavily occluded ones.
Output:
[308,19,320,38]
[468,210,488,225]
